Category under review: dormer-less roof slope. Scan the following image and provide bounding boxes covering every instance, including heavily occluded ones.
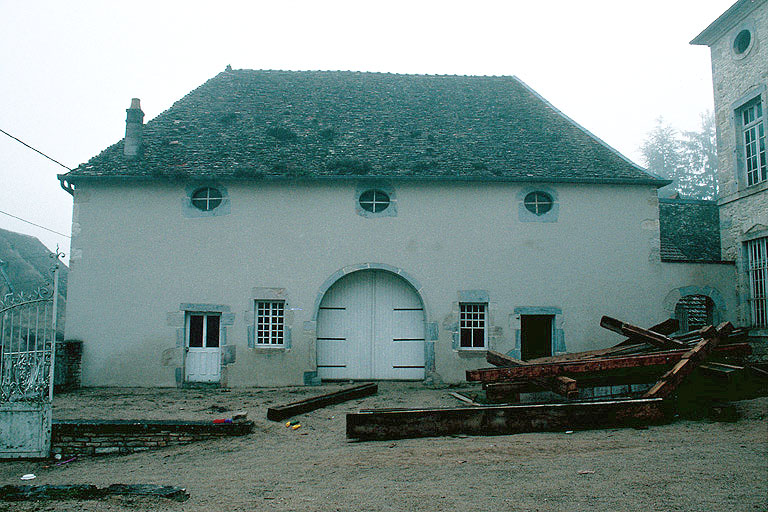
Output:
[691,0,766,46]
[61,69,664,185]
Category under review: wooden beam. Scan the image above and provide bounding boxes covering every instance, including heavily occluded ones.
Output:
[468,342,750,383]
[644,324,730,398]
[615,318,680,347]
[469,351,691,382]
[346,398,671,440]
[484,382,524,402]
[486,350,528,367]
[601,316,688,349]
[266,383,377,421]
[525,343,649,364]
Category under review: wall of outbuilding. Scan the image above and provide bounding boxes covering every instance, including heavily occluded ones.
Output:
[64,180,737,386]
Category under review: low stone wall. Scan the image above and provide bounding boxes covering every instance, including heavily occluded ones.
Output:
[51,419,253,457]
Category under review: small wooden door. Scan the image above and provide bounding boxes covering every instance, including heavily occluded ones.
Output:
[185,313,221,383]
[317,270,425,380]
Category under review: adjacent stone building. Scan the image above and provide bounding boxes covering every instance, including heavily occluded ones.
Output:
[58,70,737,387]
[692,0,768,344]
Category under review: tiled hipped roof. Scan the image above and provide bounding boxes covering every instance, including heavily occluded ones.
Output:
[62,69,664,184]
[658,199,722,262]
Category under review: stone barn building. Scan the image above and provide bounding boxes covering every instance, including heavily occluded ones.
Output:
[58,69,736,387]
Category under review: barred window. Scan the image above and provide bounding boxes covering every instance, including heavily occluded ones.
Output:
[459,303,487,349]
[746,237,768,328]
[674,295,714,333]
[256,301,285,345]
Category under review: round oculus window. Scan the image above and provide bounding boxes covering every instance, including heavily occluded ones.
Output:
[733,29,751,55]
[191,187,223,211]
[359,189,390,213]
[523,191,553,215]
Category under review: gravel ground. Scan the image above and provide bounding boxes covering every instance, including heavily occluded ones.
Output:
[1,383,766,512]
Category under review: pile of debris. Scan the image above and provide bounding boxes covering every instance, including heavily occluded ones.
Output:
[346,318,766,441]
[471,317,761,404]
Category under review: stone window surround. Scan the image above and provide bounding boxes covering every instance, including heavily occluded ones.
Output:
[510,306,566,360]
[451,290,501,356]
[355,182,397,218]
[182,182,231,218]
[662,287,725,327]
[731,86,766,191]
[730,19,757,60]
[304,263,438,384]
[166,303,236,386]
[246,288,293,350]
[517,185,559,223]
[742,232,768,329]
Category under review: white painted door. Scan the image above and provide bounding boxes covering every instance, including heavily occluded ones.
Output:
[317,270,425,380]
[185,313,221,383]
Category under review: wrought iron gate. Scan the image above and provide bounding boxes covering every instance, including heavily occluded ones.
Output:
[0,252,62,458]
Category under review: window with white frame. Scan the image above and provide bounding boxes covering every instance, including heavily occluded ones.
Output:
[459,303,487,349]
[746,237,767,328]
[255,301,285,345]
[187,312,220,348]
[740,99,767,187]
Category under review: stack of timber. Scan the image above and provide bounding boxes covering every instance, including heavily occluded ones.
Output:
[471,318,758,405]
[346,318,764,441]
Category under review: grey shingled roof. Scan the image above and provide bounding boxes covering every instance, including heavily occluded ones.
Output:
[658,199,722,262]
[61,69,665,185]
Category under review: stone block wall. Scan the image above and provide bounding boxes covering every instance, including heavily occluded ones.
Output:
[709,3,767,198]
[54,340,82,392]
[51,419,253,457]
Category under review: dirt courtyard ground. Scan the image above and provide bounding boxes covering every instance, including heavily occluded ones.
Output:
[1,383,766,512]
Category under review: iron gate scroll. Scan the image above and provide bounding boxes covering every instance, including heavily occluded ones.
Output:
[0,253,61,458]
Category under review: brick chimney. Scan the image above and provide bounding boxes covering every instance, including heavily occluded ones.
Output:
[124,98,144,158]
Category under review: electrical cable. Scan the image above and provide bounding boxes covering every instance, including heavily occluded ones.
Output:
[0,210,70,238]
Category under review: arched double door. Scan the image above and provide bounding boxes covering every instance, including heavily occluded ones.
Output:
[316,270,425,380]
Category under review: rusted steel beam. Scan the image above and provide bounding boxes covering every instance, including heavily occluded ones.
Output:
[346,398,671,440]
[467,342,750,383]
[266,383,377,421]
[601,316,688,349]
[644,324,730,398]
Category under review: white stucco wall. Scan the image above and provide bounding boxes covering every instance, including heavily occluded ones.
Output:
[64,180,737,386]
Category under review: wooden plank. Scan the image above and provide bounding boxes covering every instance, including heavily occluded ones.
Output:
[644,323,730,398]
[346,398,671,440]
[266,383,378,421]
[448,391,483,406]
[600,316,688,349]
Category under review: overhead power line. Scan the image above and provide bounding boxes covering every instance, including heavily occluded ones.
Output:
[0,209,71,238]
[0,127,72,171]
